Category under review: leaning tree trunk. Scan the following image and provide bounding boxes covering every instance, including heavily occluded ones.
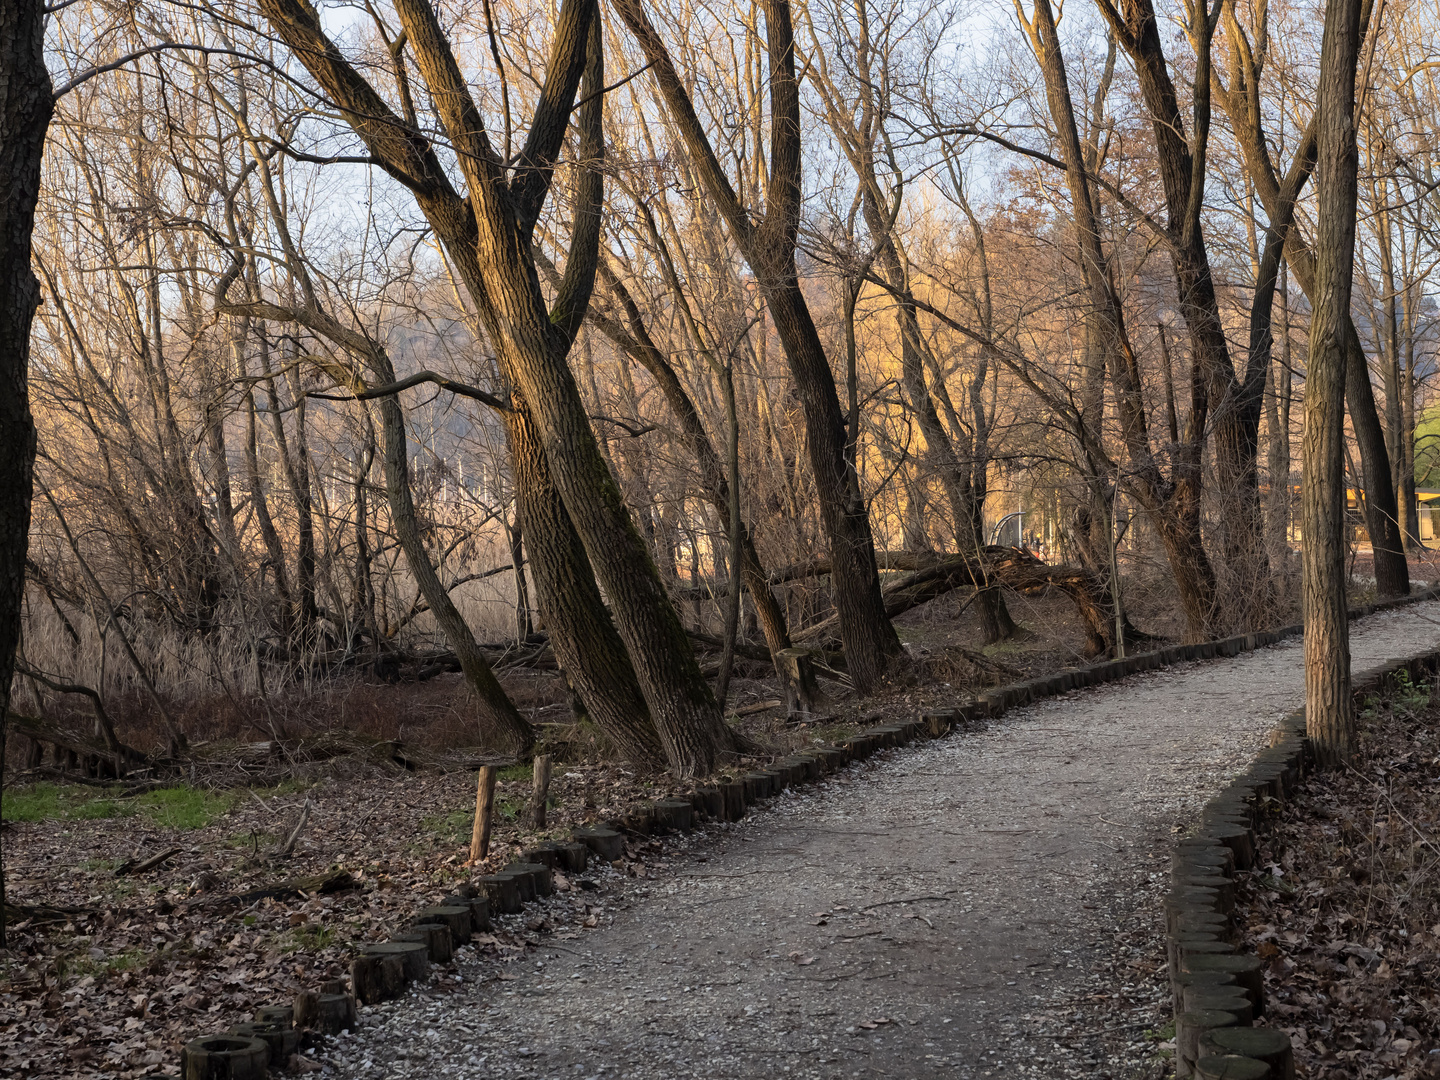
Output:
[1304,0,1363,765]
[0,0,53,948]
[1344,325,1410,597]
[504,400,666,766]
[374,389,536,755]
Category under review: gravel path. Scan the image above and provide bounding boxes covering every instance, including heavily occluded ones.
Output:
[320,602,1440,1080]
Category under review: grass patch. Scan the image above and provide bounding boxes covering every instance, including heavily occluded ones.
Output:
[134,787,236,829]
[422,810,473,844]
[2,782,235,829]
[497,763,532,783]
[283,923,336,953]
[2,783,132,823]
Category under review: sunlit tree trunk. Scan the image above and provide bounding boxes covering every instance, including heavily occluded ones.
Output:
[1304,0,1364,765]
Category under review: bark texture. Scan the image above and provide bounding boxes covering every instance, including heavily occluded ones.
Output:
[0,0,52,946]
[1303,0,1363,765]
[257,0,734,775]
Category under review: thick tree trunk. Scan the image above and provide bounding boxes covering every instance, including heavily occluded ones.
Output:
[1088,0,1269,623]
[589,265,793,661]
[0,0,53,947]
[504,401,665,766]
[1026,0,1219,639]
[1304,0,1362,765]
[257,0,734,776]
[1212,24,1404,598]
[1265,263,1295,566]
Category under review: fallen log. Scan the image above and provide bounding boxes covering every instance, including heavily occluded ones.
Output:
[115,847,181,877]
[200,869,358,907]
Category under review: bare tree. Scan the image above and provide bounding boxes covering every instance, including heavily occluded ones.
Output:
[1305,0,1366,763]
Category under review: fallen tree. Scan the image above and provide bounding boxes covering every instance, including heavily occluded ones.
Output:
[792,547,1145,657]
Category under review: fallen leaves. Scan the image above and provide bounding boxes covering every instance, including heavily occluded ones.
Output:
[1235,695,1440,1080]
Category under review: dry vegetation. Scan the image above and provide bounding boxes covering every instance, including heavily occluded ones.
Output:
[1237,674,1440,1078]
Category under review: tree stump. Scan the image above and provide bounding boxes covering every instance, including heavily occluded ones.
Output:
[921,710,957,738]
[252,1006,293,1028]
[742,772,773,802]
[477,873,524,913]
[1183,986,1253,1025]
[395,924,452,963]
[573,825,625,862]
[1195,1056,1271,1080]
[443,894,492,932]
[693,786,723,820]
[521,842,566,869]
[228,1021,298,1062]
[1180,955,1264,1017]
[621,804,656,834]
[811,746,846,772]
[360,941,429,983]
[1201,1029,1293,1079]
[775,647,819,717]
[1175,1009,1240,1077]
[719,780,747,821]
[1199,822,1257,871]
[507,861,554,897]
[351,950,407,1004]
[292,990,356,1034]
[415,904,472,945]
[181,1035,270,1080]
[530,754,552,829]
[653,798,693,832]
[771,759,800,787]
[554,841,589,873]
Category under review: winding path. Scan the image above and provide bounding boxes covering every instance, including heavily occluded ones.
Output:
[324,601,1440,1080]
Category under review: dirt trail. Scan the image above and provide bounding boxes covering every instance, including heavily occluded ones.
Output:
[323,602,1440,1080]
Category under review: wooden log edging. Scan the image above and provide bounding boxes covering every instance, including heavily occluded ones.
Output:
[1162,639,1440,1079]
[182,584,1440,1070]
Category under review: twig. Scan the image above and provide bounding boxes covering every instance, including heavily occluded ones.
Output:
[275,796,314,857]
[1344,764,1440,856]
[115,847,181,877]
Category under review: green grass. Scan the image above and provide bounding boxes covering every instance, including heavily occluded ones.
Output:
[283,923,336,953]
[1,783,129,823]
[422,810,474,844]
[497,763,532,783]
[2,782,235,829]
[133,787,235,828]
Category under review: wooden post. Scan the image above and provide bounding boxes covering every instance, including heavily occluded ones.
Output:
[530,754,552,829]
[469,765,497,863]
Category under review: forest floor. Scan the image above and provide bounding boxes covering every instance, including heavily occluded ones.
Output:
[1233,663,1440,1079]
[7,596,1440,1077]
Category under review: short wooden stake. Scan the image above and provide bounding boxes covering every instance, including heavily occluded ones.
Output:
[470,765,497,863]
[530,754,552,829]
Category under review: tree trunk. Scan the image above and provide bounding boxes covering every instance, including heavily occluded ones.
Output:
[761,280,905,690]
[1304,0,1362,765]
[1265,261,1294,566]
[588,262,793,662]
[0,0,52,948]
[504,402,666,766]
[256,0,731,775]
[612,0,905,692]
[372,373,535,753]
